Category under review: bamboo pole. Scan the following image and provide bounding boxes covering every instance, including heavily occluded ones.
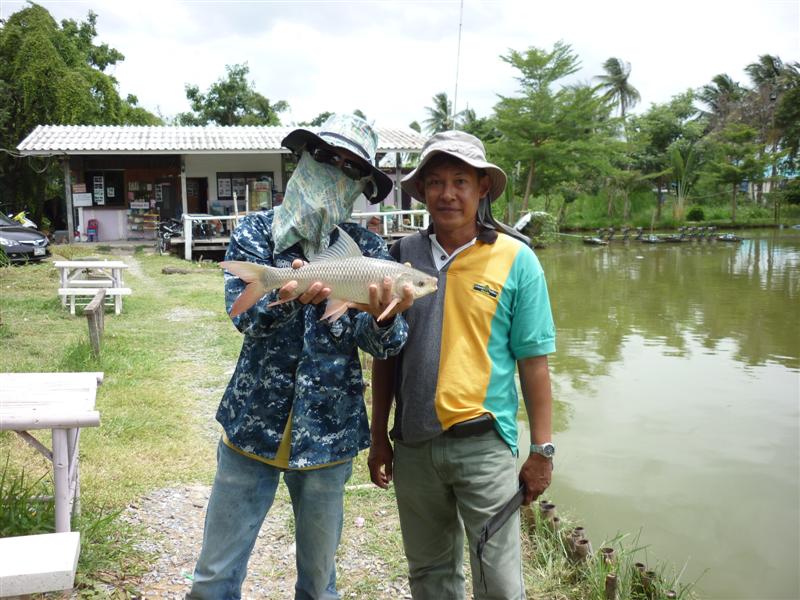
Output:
[574,538,592,562]
[600,547,616,565]
[632,562,647,597]
[566,526,586,558]
[604,573,618,600]
[643,569,657,600]
[540,502,557,524]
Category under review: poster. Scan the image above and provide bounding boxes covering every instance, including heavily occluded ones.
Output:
[232,177,246,199]
[106,187,115,198]
[93,175,105,205]
[217,177,232,199]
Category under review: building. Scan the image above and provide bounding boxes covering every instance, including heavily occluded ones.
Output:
[16,125,426,242]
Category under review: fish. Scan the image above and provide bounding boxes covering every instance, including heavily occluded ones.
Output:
[220,227,438,322]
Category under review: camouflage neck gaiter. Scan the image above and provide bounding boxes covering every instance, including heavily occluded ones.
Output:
[273,151,365,259]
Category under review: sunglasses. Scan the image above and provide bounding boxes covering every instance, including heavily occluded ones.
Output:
[307,146,377,200]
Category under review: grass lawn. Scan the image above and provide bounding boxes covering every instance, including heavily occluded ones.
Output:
[0,245,696,599]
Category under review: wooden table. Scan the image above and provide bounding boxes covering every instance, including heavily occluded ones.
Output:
[0,372,103,533]
[54,260,130,315]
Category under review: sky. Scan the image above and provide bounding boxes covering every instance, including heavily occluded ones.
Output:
[1,0,798,129]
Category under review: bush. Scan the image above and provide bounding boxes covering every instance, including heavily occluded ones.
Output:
[686,207,705,222]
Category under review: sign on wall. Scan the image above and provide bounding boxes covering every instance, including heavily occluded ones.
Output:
[92,175,105,205]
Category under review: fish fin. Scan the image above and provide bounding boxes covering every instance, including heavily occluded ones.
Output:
[320,299,352,323]
[377,298,400,322]
[267,295,299,307]
[220,260,264,283]
[312,227,362,262]
[230,281,268,317]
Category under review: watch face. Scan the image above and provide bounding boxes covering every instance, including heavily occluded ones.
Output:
[542,443,555,457]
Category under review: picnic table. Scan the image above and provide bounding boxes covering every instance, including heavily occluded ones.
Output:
[0,372,103,532]
[54,260,130,315]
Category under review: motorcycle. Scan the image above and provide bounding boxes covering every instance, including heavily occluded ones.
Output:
[9,211,37,229]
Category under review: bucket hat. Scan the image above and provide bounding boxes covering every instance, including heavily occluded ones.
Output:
[281,113,393,204]
[401,130,507,203]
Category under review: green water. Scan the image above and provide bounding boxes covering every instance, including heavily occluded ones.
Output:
[531,228,800,599]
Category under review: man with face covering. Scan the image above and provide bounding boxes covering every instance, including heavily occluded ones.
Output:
[187,114,414,600]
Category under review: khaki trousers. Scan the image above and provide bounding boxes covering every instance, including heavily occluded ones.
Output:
[393,429,525,600]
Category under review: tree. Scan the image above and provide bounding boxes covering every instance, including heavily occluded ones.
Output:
[423,92,461,133]
[627,91,703,221]
[704,123,766,222]
[667,141,701,220]
[177,63,288,126]
[491,41,615,213]
[697,74,746,131]
[595,57,641,122]
[0,3,160,221]
[742,55,799,203]
[299,111,333,127]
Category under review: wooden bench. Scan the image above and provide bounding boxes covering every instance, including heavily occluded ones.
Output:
[84,289,106,357]
[0,532,80,596]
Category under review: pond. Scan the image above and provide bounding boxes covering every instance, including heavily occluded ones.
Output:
[528,228,799,599]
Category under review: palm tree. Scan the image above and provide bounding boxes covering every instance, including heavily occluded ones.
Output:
[424,92,462,134]
[697,73,746,130]
[595,57,641,120]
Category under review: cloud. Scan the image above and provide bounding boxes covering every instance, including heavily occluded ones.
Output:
[3,0,797,127]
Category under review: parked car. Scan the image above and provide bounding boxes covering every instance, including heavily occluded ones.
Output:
[0,212,50,262]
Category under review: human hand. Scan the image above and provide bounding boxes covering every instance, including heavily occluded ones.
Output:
[352,276,414,322]
[518,453,552,505]
[277,259,331,305]
[367,433,394,489]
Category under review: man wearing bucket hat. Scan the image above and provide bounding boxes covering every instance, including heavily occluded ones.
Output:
[188,113,414,599]
[369,130,556,599]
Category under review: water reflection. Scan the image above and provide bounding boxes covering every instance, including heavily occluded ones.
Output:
[527,229,800,600]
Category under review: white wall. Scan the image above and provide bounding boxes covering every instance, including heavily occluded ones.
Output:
[185,154,285,203]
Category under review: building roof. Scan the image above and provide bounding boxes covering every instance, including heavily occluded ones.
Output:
[17,125,427,156]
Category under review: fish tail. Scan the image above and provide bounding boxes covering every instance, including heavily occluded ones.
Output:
[220,260,276,317]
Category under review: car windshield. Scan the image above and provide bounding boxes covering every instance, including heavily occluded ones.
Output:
[0,212,17,227]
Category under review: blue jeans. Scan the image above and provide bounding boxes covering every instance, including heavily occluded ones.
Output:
[187,439,353,600]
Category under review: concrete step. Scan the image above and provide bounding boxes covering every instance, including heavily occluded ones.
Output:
[0,532,80,597]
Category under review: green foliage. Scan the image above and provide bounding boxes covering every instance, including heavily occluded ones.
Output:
[0,455,56,537]
[491,41,616,210]
[686,206,705,221]
[424,92,460,133]
[595,57,641,120]
[783,178,800,204]
[0,3,161,222]
[177,63,288,126]
[0,246,8,267]
[299,111,333,127]
[521,211,558,248]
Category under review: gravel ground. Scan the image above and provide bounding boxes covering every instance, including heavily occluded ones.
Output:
[120,483,412,599]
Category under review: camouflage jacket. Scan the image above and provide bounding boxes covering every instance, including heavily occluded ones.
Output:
[217,210,408,468]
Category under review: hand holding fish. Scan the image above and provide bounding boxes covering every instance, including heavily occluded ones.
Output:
[351,275,415,322]
[221,228,438,323]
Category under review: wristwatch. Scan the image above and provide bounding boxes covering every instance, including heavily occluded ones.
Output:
[530,442,556,459]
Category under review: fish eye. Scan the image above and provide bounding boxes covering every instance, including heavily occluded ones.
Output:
[416,281,425,287]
